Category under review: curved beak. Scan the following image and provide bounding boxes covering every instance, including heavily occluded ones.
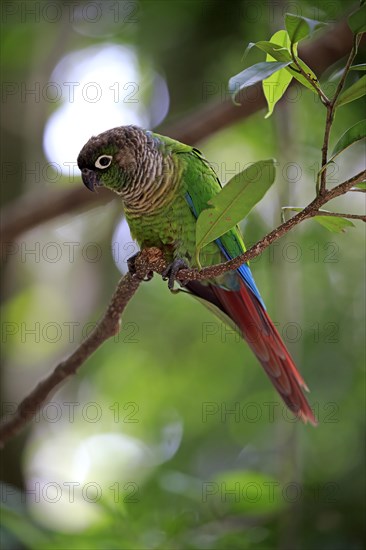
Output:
[81,168,101,192]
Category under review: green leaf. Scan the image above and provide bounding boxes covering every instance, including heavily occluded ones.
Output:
[254,40,292,62]
[330,120,366,159]
[285,13,326,44]
[350,63,366,71]
[314,215,355,233]
[229,61,292,99]
[263,31,293,118]
[326,63,366,85]
[252,37,318,93]
[348,3,366,34]
[196,159,276,254]
[336,75,366,107]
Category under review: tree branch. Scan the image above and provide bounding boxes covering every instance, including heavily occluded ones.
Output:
[1,170,364,447]
[0,187,112,251]
[0,251,158,447]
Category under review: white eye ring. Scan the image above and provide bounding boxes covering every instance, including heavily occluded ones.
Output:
[95,155,112,169]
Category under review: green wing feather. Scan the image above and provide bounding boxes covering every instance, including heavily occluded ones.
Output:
[172,146,248,266]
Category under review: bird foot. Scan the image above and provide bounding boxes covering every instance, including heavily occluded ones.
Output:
[162,258,189,291]
[127,252,154,282]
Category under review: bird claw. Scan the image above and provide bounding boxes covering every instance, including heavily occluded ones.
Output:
[127,252,139,273]
[162,258,189,291]
[143,272,154,282]
[127,252,154,282]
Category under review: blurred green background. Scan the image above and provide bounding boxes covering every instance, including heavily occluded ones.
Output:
[1,0,365,548]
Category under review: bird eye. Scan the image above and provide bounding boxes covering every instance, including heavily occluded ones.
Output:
[95,155,112,169]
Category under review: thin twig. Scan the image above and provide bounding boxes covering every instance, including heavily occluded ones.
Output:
[282,206,366,222]
[314,211,366,221]
[318,34,362,196]
[332,34,362,106]
[350,187,366,192]
[289,41,330,105]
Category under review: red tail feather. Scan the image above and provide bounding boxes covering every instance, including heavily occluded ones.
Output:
[212,282,317,426]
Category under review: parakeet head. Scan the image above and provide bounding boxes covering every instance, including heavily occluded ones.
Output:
[77,125,153,195]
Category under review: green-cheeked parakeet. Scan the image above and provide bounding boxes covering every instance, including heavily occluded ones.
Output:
[78,125,316,425]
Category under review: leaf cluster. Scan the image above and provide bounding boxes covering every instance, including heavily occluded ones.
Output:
[195,6,365,258]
